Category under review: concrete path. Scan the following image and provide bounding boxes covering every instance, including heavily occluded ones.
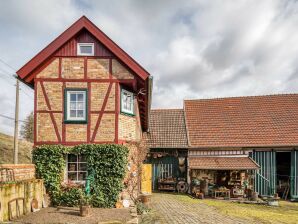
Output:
[148,193,252,224]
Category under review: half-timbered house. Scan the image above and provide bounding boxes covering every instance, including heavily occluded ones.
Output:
[17,16,152,183]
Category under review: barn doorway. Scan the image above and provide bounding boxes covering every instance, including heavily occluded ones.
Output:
[276,152,291,198]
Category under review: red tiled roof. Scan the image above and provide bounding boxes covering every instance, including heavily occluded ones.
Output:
[184,94,298,148]
[189,157,259,170]
[145,109,188,148]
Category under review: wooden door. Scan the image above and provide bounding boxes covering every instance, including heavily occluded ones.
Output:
[141,164,152,194]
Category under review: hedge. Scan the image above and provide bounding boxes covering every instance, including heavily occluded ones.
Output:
[32,144,129,207]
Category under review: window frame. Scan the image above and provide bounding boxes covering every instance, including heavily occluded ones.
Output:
[120,88,135,116]
[65,154,88,184]
[77,43,94,56]
[64,88,88,124]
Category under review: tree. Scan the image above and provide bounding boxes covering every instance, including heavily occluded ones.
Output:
[20,112,34,142]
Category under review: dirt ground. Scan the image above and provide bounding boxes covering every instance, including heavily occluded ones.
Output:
[15,207,131,224]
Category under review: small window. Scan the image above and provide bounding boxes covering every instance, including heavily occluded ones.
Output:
[65,89,87,123]
[121,89,134,115]
[66,154,87,183]
[77,43,94,56]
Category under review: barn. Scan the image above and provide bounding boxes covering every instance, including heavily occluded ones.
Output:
[146,94,298,199]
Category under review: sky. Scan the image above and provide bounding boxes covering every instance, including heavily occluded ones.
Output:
[0,0,298,135]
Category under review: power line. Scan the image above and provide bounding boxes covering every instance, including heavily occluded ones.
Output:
[0,58,17,72]
[0,113,28,123]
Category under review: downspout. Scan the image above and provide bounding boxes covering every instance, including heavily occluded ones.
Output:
[146,76,153,132]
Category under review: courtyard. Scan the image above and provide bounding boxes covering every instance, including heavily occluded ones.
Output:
[142,193,298,224]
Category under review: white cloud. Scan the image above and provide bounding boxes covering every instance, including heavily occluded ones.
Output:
[0,0,298,134]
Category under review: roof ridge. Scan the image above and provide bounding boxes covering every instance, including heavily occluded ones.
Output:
[184,93,298,102]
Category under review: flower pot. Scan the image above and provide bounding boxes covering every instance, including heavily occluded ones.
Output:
[140,194,151,204]
[80,205,91,217]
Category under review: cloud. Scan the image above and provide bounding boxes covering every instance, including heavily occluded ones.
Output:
[0,0,298,133]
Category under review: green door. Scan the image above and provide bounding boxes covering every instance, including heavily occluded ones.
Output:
[251,151,276,196]
[290,150,298,199]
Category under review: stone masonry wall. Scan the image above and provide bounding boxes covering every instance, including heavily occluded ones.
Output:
[35,57,141,144]
[0,164,35,182]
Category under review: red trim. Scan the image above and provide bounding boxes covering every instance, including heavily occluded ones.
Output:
[109,58,112,79]
[115,83,119,143]
[34,141,116,146]
[36,110,62,113]
[34,78,135,83]
[91,82,113,142]
[25,57,56,83]
[34,80,37,144]
[90,110,115,114]
[84,57,87,79]
[87,82,91,143]
[62,82,66,143]
[58,58,62,79]
[17,16,149,82]
[40,82,61,142]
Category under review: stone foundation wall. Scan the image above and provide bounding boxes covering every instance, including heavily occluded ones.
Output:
[0,179,44,222]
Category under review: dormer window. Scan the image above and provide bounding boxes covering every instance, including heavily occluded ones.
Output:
[77,43,94,56]
[121,89,134,115]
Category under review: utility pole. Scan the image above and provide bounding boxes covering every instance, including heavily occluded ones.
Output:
[13,79,19,164]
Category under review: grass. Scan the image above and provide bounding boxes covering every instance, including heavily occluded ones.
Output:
[158,193,298,224]
[200,198,298,224]
[0,132,33,164]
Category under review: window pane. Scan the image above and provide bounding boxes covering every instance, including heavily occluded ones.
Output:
[79,155,86,162]
[70,94,76,101]
[70,102,76,110]
[70,110,76,117]
[77,102,84,110]
[80,46,92,54]
[68,172,77,181]
[68,154,77,162]
[68,163,77,172]
[79,163,87,171]
[77,110,84,117]
[78,172,87,181]
[77,94,84,101]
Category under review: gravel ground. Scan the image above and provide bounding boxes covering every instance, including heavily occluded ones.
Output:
[15,207,131,224]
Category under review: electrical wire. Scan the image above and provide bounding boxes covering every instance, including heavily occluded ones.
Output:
[0,58,34,100]
[0,113,29,123]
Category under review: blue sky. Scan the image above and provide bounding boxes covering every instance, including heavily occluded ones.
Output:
[0,0,298,135]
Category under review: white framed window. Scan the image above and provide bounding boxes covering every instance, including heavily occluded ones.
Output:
[121,89,134,115]
[66,154,87,183]
[77,43,94,56]
[65,89,87,123]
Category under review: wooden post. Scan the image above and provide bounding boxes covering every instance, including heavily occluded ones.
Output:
[13,79,19,164]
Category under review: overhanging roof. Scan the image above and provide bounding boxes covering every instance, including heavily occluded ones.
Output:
[16,16,150,83]
[189,156,260,170]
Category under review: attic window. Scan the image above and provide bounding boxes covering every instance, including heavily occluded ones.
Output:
[77,43,94,56]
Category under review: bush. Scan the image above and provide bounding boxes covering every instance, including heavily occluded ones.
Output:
[32,144,129,207]
[136,202,150,215]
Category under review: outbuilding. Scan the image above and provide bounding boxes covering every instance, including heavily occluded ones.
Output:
[146,94,298,199]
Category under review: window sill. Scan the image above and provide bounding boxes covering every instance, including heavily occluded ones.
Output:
[64,120,88,124]
[120,111,135,117]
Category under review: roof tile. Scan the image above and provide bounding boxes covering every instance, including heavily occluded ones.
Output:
[184,94,298,147]
[145,109,188,148]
